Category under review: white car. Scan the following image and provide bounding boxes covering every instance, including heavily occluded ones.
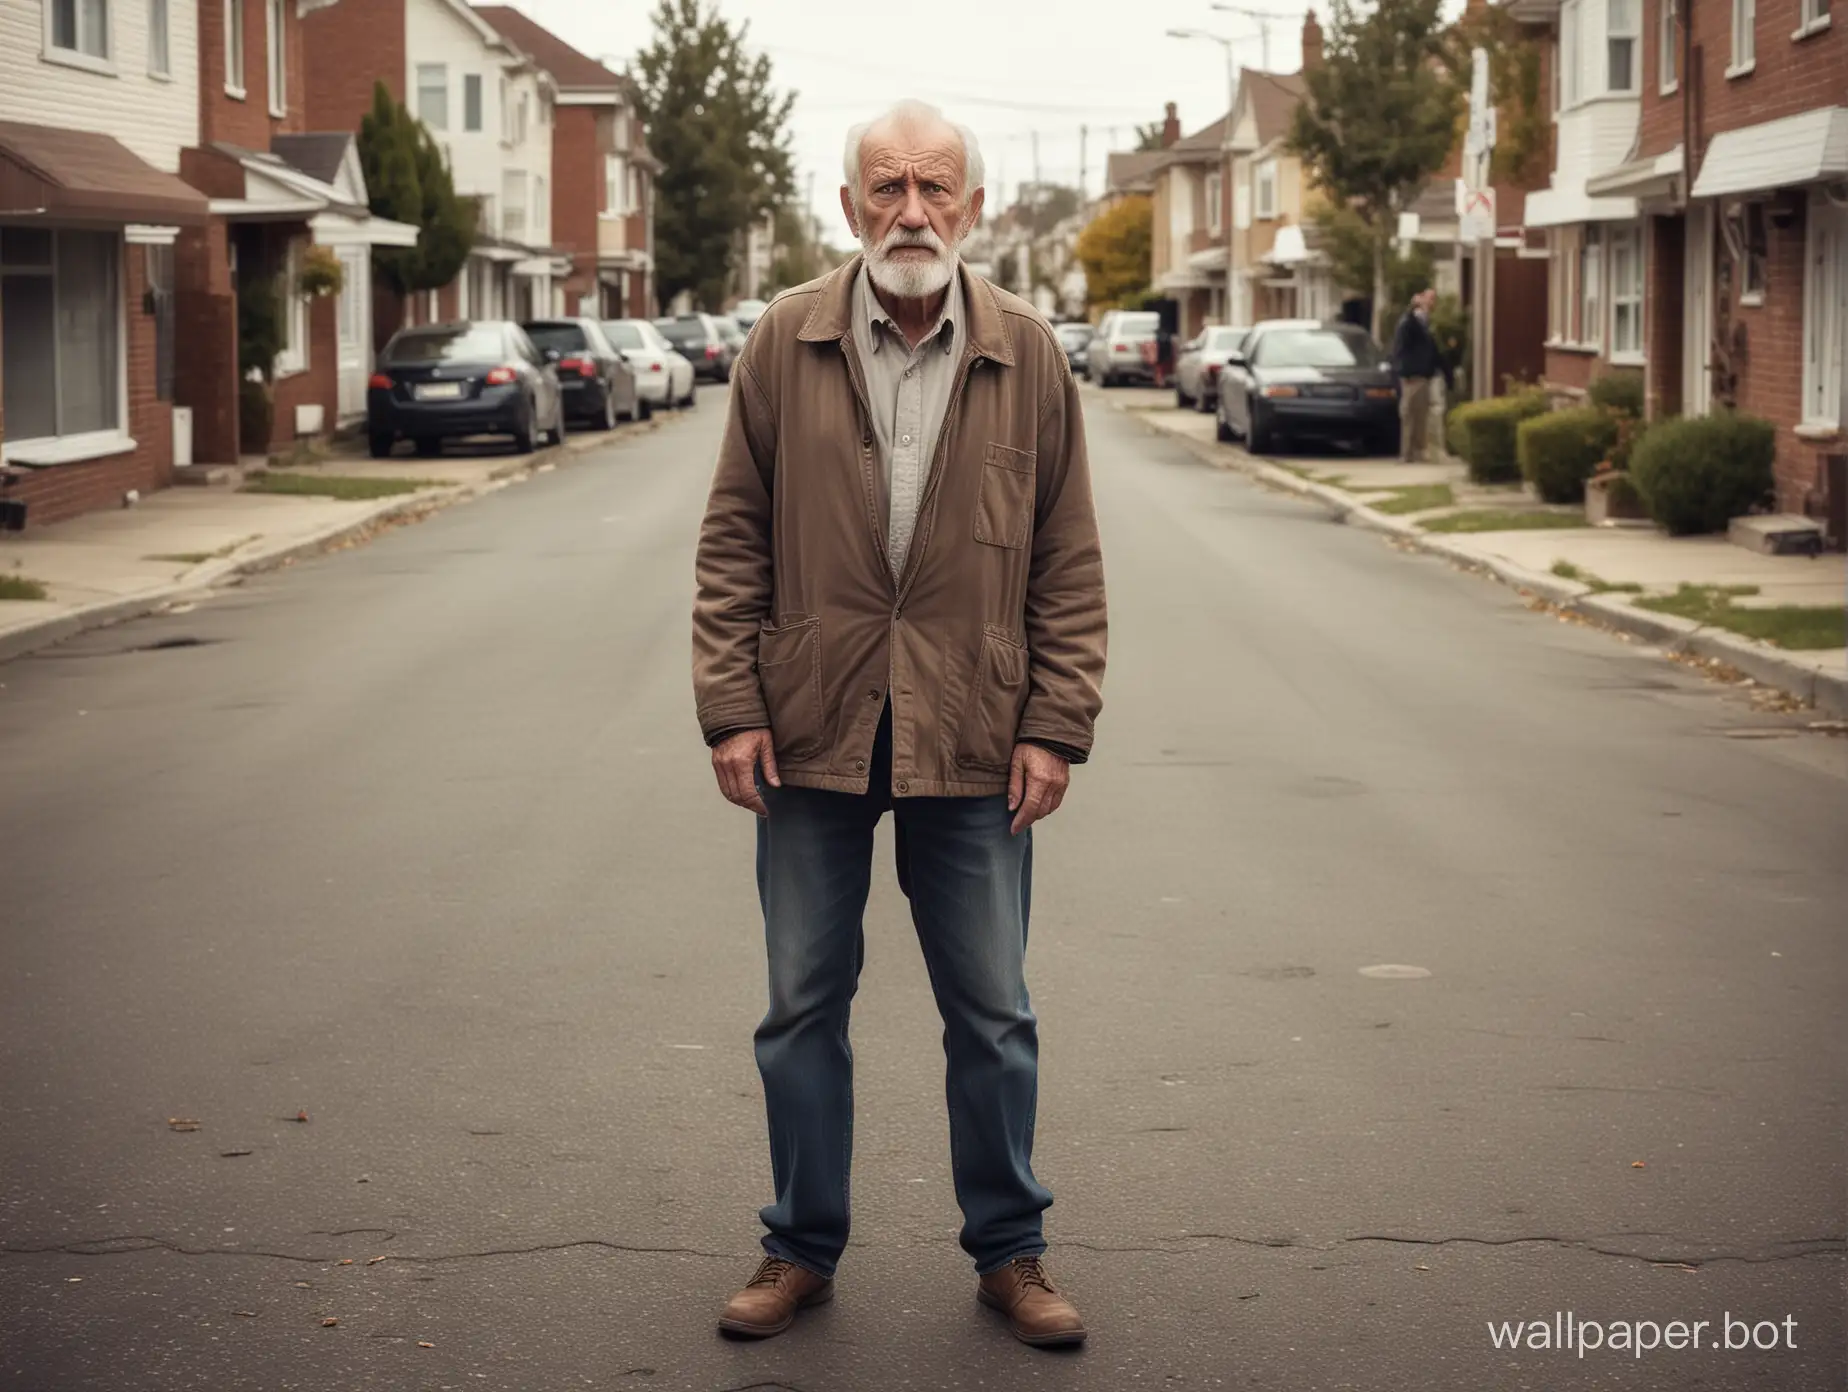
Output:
[601,319,697,413]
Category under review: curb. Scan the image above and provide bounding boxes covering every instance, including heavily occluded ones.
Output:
[0,431,601,667]
[1120,405,1848,718]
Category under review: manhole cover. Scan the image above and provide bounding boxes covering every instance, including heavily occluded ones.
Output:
[1359,964,1431,979]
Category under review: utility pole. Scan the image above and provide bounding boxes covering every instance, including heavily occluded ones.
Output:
[1031,130,1041,191]
[1079,124,1088,201]
[1463,46,1496,404]
[1210,3,1293,70]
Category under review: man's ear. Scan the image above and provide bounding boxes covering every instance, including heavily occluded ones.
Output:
[839,185,860,240]
[961,187,986,239]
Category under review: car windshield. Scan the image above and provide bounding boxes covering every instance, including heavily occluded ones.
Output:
[384,325,506,363]
[524,323,590,354]
[1056,324,1093,346]
[1115,313,1159,337]
[1206,327,1248,350]
[602,322,646,351]
[656,319,706,347]
[1253,328,1373,368]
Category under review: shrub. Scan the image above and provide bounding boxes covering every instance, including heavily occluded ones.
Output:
[1518,407,1620,503]
[1446,390,1548,484]
[1609,413,1651,472]
[1628,412,1776,535]
[1587,370,1644,419]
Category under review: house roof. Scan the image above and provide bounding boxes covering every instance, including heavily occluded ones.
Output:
[271,133,353,189]
[0,119,208,226]
[1169,115,1231,156]
[473,6,626,92]
[1104,149,1164,194]
[1238,69,1308,150]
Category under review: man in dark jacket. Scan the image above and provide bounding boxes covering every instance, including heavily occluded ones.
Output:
[1390,287,1452,463]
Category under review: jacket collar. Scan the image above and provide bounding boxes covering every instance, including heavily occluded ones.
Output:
[799,253,1016,366]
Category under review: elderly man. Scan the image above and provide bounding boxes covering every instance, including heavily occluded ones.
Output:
[692,99,1107,1347]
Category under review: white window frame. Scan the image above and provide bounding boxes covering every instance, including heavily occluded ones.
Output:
[1794,0,1830,37]
[148,0,170,77]
[1608,0,1640,92]
[499,76,511,145]
[604,153,627,215]
[463,73,483,132]
[1548,225,1582,345]
[44,0,113,72]
[276,238,308,378]
[224,0,245,96]
[1800,191,1846,430]
[1560,0,1582,107]
[1658,0,1678,91]
[417,63,448,131]
[502,169,527,238]
[533,174,547,241]
[1206,168,1224,236]
[1729,0,1756,73]
[1580,224,1604,351]
[0,228,132,464]
[1255,158,1278,219]
[266,0,285,117]
[1609,222,1645,361]
[1737,199,1768,304]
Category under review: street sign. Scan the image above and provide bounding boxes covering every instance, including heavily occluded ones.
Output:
[1457,186,1496,241]
[1398,211,1421,242]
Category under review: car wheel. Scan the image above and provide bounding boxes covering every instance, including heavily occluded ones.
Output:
[511,400,537,455]
[546,402,567,447]
[1196,389,1215,414]
[1248,402,1273,455]
[683,382,697,408]
[600,387,618,431]
[414,436,441,458]
[368,432,393,459]
[1215,410,1235,444]
[1175,385,1190,409]
[638,397,653,421]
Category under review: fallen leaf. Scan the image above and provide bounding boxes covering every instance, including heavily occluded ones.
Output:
[1632,1160,1647,1169]
[417,1341,435,1349]
[337,1259,354,1266]
[220,1149,253,1158]
[167,1118,201,1132]
[233,1310,258,1318]
[321,1317,339,1327]
[367,1256,387,1265]
[67,1277,82,1283]
[1414,1263,1430,1271]
[293,1110,310,1124]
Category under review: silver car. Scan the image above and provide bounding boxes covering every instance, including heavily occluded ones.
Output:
[1175,325,1251,412]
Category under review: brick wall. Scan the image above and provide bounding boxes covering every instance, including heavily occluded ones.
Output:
[173,219,239,466]
[1726,204,1818,512]
[303,0,407,135]
[269,292,338,451]
[199,0,308,150]
[553,106,601,309]
[1544,345,1597,395]
[1644,214,1684,417]
[8,242,176,528]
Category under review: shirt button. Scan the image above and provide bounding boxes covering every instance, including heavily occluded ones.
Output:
[901,433,911,444]
[867,687,880,700]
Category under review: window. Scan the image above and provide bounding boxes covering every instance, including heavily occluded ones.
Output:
[0,229,121,447]
[515,94,530,144]
[1580,224,1604,348]
[1658,0,1678,89]
[49,0,110,61]
[224,0,243,93]
[605,154,627,214]
[499,76,510,142]
[1610,223,1644,357]
[417,64,448,131]
[1738,199,1768,300]
[1548,226,1581,341]
[463,74,483,132]
[146,243,175,400]
[266,0,285,116]
[1731,0,1755,70]
[613,111,629,148]
[1256,159,1277,219]
[533,175,547,240]
[148,0,169,75]
[276,239,307,376]
[1608,0,1639,91]
[1560,0,1581,106]
[1797,0,1830,33]
[1802,192,1847,426]
[502,170,527,237]
[1206,169,1224,236]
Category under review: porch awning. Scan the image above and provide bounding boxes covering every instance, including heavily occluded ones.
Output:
[1522,183,1638,227]
[0,119,208,226]
[513,254,572,277]
[1588,146,1684,199]
[1691,107,1848,199]
[310,209,419,248]
[1186,245,1231,274]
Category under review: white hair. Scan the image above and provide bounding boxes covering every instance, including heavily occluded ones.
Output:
[842,99,985,208]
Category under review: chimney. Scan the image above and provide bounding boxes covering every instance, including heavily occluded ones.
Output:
[1161,102,1181,148]
[1301,10,1325,70]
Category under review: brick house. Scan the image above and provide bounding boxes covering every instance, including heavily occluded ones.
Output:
[1519,0,1846,534]
[302,0,568,335]
[1228,68,1327,326]
[473,5,659,320]
[0,0,211,528]
[1151,106,1233,339]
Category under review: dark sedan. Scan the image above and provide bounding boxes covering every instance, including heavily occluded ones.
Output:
[654,314,735,383]
[1055,322,1094,375]
[522,318,639,430]
[1216,321,1400,455]
[368,321,565,458]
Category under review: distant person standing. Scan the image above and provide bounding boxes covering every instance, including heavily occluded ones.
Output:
[1390,287,1452,463]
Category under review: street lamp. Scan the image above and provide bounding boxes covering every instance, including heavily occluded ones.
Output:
[1208,4,1295,73]
[1166,28,1241,326]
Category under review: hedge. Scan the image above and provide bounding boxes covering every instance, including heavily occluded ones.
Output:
[1587,370,1644,419]
[1447,390,1548,484]
[1628,412,1776,535]
[1518,407,1620,504]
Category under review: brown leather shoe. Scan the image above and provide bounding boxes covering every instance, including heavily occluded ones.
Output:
[977,1255,1087,1347]
[717,1255,834,1338]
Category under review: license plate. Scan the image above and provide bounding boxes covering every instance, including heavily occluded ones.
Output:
[415,382,464,401]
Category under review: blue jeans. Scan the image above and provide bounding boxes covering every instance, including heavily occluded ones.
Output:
[752,710,1051,1277]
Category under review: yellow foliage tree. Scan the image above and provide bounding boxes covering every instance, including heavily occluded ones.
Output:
[1074,195,1152,314]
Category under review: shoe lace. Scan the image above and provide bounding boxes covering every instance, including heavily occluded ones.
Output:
[747,1257,794,1289]
[1012,1256,1056,1294]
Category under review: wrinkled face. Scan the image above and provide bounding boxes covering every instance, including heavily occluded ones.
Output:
[840,118,984,301]
[1417,289,1438,313]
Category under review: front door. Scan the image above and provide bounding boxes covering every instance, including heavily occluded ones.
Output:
[335,246,370,421]
[1683,205,1713,416]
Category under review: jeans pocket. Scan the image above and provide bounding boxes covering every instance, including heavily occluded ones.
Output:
[757,616,825,761]
[955,627,1029,773]
[973,443,1036,549]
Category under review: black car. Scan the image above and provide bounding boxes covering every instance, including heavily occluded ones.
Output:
[654,314,735,383]
[1215,320,1400,455]
[1055,322,1094,375]
[368,321,565,458]
[521,318,639,430]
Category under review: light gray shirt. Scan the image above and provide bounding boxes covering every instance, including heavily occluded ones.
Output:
[851,263,964,577]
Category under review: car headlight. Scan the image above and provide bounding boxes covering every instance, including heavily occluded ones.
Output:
[1364,387,1396,400]
[1260,385,1300,398]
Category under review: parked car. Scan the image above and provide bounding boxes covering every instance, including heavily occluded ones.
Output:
[731,298,769,330]
[714,315,748,356]
[1086,310,1160,386]
[601,318,697,414]
[654,314,735,383]
[521,318,639,430]
[1055,322,1094,375]
[1215,319,1400,455]
[1175,325,1252,412]
[367,320,565,458]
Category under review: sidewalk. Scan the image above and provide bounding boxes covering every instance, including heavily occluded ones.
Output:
[0,420,661,664]
[1105,388,1848,716]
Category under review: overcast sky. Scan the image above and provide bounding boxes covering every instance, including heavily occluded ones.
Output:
[508,0,1315,233]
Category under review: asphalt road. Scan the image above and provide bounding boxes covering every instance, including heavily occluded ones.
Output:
[1,385,1842,1392]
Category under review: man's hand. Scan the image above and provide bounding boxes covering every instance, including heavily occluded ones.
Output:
[1007,744,1070,835]
[713,728,780,817]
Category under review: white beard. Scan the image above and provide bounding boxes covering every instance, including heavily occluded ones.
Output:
[862,225,959,300]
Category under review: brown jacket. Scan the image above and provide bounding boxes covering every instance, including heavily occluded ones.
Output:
[692,255,1107,797]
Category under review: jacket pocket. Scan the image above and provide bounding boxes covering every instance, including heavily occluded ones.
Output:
[973,443,1036,549]
[955,627,1029,773]
[756,616,825,760]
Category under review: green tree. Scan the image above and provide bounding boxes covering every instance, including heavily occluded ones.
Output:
[1075,195,1152,312]
[357,81,474,304]
[1134,122,1166,152]
[1288,0,1463,338]
[635,0,796,311]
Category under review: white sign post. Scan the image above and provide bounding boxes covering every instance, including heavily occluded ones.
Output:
[1462,47,1496,401]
